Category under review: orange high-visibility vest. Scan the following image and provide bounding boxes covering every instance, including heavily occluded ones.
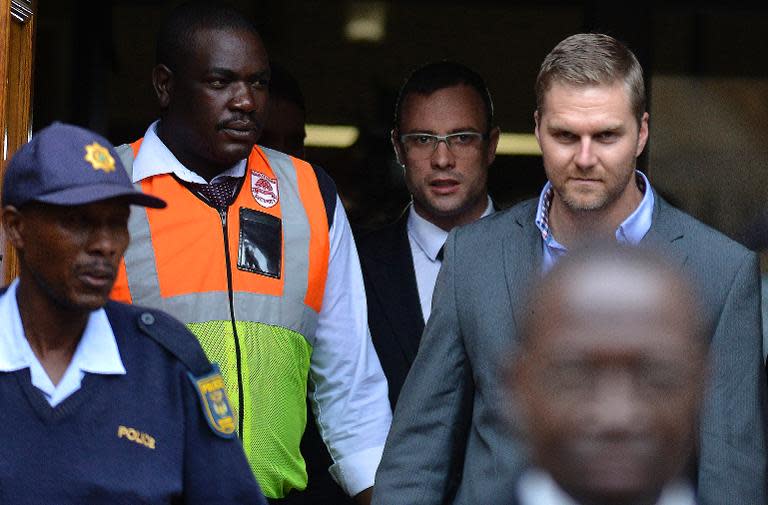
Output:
[111,140,330,499]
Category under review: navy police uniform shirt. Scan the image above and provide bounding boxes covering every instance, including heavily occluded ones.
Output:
[0,288,266,505]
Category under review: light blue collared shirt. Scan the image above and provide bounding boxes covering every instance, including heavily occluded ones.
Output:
[0,279,126,407]
[535,171,655,271]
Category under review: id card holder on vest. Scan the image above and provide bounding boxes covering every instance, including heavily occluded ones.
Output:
[238,208,282,278]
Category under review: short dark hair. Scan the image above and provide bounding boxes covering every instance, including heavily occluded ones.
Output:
[156,1,261,73]
[535,33,646,124]
[394,61,494,132]
[269,61,306,113]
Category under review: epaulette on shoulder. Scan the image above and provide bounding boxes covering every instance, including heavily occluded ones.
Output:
[126,304,212,377]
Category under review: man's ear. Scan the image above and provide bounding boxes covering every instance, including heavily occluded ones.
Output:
[391,129,405,166]
[2,206,24,250]
[152,64,174,109]
[533,109,541,145]
[636,111,650,157]
[486,126,501,166]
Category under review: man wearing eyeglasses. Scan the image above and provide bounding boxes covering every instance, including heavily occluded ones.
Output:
[372,34,766,505]
[356,61,499,409]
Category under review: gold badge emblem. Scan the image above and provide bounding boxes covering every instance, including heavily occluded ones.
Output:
[189,365,238,438]
[84,142,116,172]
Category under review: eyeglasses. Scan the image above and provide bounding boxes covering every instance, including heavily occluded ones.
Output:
[399,131,489,160]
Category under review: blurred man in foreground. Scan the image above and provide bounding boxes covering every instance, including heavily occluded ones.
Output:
[505,246,705,505]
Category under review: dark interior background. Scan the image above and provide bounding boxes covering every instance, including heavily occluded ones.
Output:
[32,1,768,249]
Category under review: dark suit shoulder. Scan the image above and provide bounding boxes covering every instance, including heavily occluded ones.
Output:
[308,163,338,228]
[355,211,409,258]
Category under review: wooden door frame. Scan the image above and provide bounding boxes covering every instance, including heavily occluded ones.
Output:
[0,0,36,284]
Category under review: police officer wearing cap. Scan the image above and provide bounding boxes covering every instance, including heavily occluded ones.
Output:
[0,122,267,504]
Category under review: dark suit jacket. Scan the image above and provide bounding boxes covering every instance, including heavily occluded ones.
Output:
[371,195,767,505]
[356,211,425,409]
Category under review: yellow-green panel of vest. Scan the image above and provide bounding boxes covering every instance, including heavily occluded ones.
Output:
[187,320,313,499]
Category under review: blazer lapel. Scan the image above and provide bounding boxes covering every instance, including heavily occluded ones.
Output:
[640,192,689,268]
[502,201,543,336]
[365,214,425,363]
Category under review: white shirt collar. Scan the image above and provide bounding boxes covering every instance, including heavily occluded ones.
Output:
[0,280,31,371]
[132,120,247,184]
[517,469,696,505]
[407,196,494,262]
[0,279,126,406]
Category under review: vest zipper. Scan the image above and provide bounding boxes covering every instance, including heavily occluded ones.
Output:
[219,208,246,438]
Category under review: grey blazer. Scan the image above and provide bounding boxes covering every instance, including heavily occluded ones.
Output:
[371,195,767,505]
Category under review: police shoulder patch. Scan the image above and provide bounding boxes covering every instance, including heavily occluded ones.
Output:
[188,364,238,439]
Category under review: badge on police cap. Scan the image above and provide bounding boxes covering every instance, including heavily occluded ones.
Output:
[84,142,116,172]
[251,170,279,208]
[188,364,238,438]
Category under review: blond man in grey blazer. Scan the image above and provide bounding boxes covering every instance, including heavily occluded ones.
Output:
[372,33,767,505]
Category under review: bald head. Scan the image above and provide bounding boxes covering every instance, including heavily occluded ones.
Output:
[509,245,707,505]
[523,246,705,351]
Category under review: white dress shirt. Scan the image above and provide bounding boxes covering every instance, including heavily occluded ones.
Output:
[517,470,697,505]
[131,122,392,496]
[407,197,495,321]
[0,279,126,407]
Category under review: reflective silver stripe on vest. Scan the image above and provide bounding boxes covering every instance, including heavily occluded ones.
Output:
[260,146,310,305]
[116,144,135,180]
[116,144,166,310]
[157,291,318,337]
[117,144,320,345]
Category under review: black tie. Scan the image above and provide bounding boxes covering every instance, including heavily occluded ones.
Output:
[436,244,445,262]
